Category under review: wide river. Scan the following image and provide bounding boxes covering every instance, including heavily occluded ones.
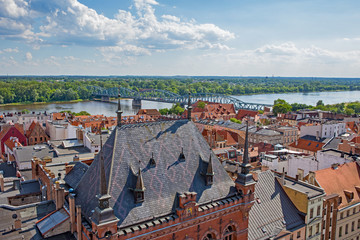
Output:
[1,90,359,116]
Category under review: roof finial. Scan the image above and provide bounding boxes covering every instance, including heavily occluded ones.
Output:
[116,88,123,127]
[187,88,192,121]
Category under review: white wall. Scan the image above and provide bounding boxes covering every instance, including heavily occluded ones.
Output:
[287,155,318,178]
[317,151,352,170]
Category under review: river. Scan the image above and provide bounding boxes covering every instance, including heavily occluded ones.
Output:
[0,90,359,116]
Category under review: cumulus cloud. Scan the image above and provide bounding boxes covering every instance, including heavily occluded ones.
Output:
[25,51,32,61]
[0,0,234,56]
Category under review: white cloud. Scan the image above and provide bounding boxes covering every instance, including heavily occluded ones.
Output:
[3,47,19,53]
[25,51,32,61]
[0,0,234,56]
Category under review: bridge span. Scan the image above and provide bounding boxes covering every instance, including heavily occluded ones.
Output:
[90,86,272,111]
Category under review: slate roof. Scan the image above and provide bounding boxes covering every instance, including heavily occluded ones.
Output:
[248,171,305,240]
[64,162,89,189]
[75,120,236,228]
[0,162,16,178]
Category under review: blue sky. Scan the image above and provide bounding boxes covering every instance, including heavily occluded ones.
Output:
[0,0,360,76]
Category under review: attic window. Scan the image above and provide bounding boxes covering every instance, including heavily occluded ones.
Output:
[308,142,311,146]
[344,190,354,200]
[179,148,185,162]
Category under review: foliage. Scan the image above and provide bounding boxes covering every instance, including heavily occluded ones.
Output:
[0,76,360,104]
[272,99,292,115]
[60,110,90,116]
[21,109,30,114]
[197,101,206,109]
[274,99,360,115]
[159,103,184,115]
[230,118,242,124]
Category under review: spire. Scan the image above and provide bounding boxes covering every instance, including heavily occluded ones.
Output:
[187,89,192,120]
[241,120,250,175]
[99,130,107,196]
[116,89,122,127]
[235,119,254,186]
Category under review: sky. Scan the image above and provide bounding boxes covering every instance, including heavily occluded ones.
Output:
[0,0,360,76]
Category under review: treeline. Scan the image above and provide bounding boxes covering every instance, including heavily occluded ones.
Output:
[273,99,360,115]
[0,76,360,104]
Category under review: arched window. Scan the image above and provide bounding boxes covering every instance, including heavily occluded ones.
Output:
[203,233,215,240]
[223,225,236,240]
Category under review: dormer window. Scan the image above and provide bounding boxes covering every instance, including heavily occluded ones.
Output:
[179,148,185,162]
[149,152,156,167]
[134,168,145,203]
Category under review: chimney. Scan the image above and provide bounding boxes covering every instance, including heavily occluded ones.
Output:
[13,213,21,230]
[13,179,21,190]
[281,168,285,185]
[76,205,82,240]
[55,181,65,210]
[0,174,4,192]
[308,171,316,185]
[331,163,339,169]
[340,152,344,158]
[297,168,304,181]
[295,174,299,181]
[69,194,76,233]
[316,131,320,141]
[73,155,79,161]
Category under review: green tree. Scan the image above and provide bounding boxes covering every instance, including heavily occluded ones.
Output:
[230,118,242,124]
[197,101,206,109]
[273,99,292,115]
[316,100,324,106]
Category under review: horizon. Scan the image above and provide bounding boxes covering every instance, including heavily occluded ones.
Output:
[1,0,360,76]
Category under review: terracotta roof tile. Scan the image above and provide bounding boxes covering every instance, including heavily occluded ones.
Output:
[315,162,360,209]
[288,138,324,153]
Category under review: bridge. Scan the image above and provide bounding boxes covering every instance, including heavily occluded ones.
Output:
[89,86,272,111]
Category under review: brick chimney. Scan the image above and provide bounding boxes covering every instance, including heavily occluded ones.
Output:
[69,194,76,233]
[297,168,304,181]
[308,171,316,185]
[76,205,82,240]
[0,174,4,192]
[55,181,65,210]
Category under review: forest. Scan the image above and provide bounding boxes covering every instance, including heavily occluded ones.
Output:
[0,76,359,104]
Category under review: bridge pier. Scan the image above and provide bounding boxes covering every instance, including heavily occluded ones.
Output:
[132,98,142,107]
[101,96,110,102]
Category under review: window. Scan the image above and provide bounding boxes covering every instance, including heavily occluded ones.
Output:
[203,233,215,240]
[358,219,360,229]
[345,224,348,234]
[310,208,314,219]
[290,234,293,240]
[297,231,301,238]
[352,221,354,232]
[347,210,350,217]
[317,206,321,216]
[223,226,235,240]
[340,212,343,219]
[309,226,312,237]
[339,226,342,237]
[316,223,319,234]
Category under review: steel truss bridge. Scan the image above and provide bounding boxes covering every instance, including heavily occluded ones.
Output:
[89,86,272,111]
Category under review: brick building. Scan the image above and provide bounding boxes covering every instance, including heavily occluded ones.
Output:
[313,162,360,240]
[40,101,257,240]
[0,124,27,155]
[26,121,49,145]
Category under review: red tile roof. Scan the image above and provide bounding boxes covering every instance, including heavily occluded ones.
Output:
[137,109,161,116]
[288,138,324,153]
[235,109,258,120]
[315,162,360,209]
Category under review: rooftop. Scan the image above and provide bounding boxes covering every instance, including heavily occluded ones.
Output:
[248,171,305,240]
[75,120,237,229]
